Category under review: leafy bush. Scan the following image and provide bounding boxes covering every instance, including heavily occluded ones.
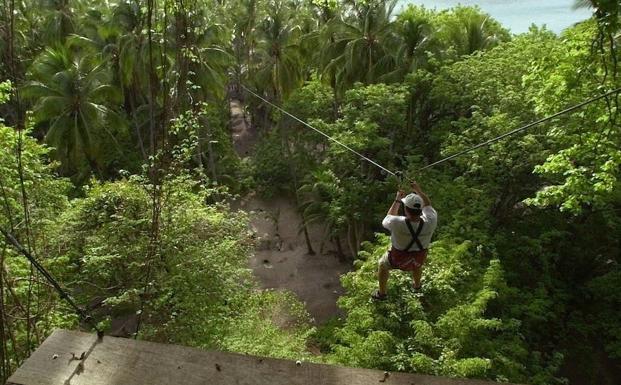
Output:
[251,131,291,197]
[48,175,312,358]
[322,235,561,384]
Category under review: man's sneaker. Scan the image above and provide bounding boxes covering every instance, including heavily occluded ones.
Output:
[410,285,423,294]
[371,290,388,301]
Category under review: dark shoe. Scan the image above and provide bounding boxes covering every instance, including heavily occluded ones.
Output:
[371,290,387,301]
[410,285,423,294]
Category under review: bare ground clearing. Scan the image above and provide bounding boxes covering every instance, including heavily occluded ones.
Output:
[234,194,350,325]
[229,97,351,325]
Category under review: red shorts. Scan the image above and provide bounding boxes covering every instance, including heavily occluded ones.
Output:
[388,247,427,271]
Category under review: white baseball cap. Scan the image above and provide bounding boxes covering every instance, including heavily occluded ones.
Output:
[401,193,424,210]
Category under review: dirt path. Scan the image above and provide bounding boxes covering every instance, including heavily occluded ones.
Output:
[229,99,255,156]
[236,195,349,324]
[229,98,351,325]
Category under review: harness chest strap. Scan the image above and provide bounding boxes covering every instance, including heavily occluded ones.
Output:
[403,219,425,252]
[387,219,426,270]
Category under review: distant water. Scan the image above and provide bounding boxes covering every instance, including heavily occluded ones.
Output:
[398,0,593,34]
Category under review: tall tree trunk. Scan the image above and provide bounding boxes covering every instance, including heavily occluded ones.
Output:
[198,113,217,182]
[0,246,8,382]
[128,87,147,161]
[206,138,217,182]
[282,129,315,255]
[174,9,189,114]
[319,225,331,254]
[301,219,315,256]
[333,235,345,260]
[347,222,356,259]
[354,220,364,256]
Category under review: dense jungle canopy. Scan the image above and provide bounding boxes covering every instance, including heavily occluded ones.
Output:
[0,1,620,384]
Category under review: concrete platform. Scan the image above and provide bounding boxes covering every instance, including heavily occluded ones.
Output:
[8,329,520,385]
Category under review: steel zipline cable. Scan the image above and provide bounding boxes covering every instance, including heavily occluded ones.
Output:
[0,84,617,343]
[241,84,621,177]
[241,85,399,177]
[419,86,621,171]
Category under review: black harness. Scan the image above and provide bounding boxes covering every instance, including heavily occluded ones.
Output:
[401,219,425,252]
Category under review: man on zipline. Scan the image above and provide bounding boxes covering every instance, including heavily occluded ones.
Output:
[372,181,437,300]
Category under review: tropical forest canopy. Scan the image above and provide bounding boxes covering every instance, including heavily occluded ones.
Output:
[0,1,620,384]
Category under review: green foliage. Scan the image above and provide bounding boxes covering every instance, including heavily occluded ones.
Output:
[320,0,399,92]
[321,236,548,383]
[0,81,11,105]
[387,5,438,82]
[3,1,621,384]
[251,130,291,197]
[22,43,126,181]
[252,0,305,100]
[49,175,312,357]
[168,102,246,191]
[0,121,73,375]
[425,28,560,220]
[293,15,618,385]
[586,268,621,359]
[434,5,511,57]
[522,21,621,214]
[284,78,335,122]
[219,290,315,360]
[0,125,72,236]
[289,82,409,256]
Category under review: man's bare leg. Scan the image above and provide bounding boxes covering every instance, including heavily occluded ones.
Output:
[412,266,422,289]
[378,264,390,295]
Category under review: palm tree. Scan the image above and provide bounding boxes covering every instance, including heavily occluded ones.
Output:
[252,1,304,102]
[112,5,148,105]
[382,5,437,82]
[309,0,340,25]
[167,2,232,179]
[230,0,260,91]
[69,1,154,160]
[298,170,346,257]
[438,6,510,57]
[320,0,398,94]
[40,0,76,45]
[169,5,231,110]
[72,3,148,126]
[22,44,122,177]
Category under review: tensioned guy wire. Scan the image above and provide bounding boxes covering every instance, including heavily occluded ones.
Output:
[243,85,621,177]
[0,227,103,336]
[241,85,399,177]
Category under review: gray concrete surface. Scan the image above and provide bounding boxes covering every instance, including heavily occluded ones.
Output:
[8,330,522,385]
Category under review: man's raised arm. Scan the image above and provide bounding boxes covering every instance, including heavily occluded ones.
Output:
[387,190,405,216]
[411,181,431,207]
[383,190,405,229]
